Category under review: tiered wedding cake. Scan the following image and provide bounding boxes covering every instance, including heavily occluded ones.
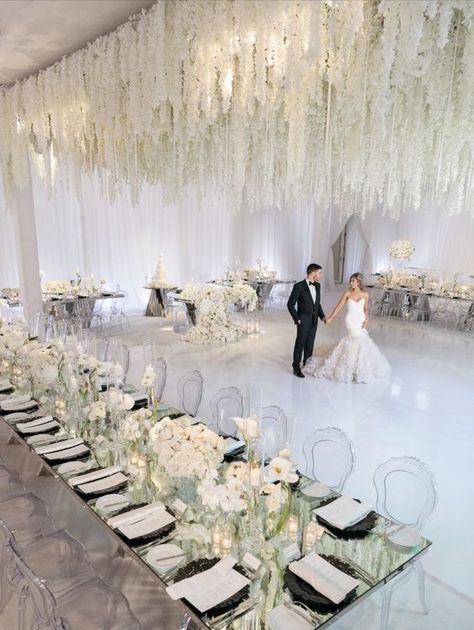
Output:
[150,254,175,288]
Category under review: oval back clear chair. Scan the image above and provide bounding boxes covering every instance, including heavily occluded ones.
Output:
[260,405,289,460]
[177,370,204,417]
[6,536,141,630]
[373,455,437,533]
[154,357,167,401]
[373,456,437,630]
[210,386,244,437]
[302,427,355,492]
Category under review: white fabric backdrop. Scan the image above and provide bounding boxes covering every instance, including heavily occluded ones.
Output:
[1,170,474,310]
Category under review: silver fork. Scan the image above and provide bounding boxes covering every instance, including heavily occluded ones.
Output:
[338,554,376,586]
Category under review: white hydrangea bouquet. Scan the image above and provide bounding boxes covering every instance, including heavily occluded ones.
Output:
[389,239,415,260]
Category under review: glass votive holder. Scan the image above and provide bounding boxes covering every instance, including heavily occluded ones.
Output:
[220,525,233,556]
[286,514,299,542]
[303,521,323,553]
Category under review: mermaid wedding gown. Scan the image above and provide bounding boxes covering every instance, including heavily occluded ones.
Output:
[304,298,390,384]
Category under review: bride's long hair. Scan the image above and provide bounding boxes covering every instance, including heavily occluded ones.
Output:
[349,272,364,289]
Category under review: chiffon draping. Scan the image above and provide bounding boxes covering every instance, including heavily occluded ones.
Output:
[1,169,474,310]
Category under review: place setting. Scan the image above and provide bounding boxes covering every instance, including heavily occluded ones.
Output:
[106,501,177,547]
[313,496,378,540]
[68,465,129,498]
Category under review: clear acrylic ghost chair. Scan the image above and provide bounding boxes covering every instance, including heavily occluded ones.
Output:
[17,529,96,598]
[369,287,388,317]
[373,456,437,630]
[177,370,204,417]
[106,291,129,331]
[7,537,142,630]
[260,405,288,460]
[154,357,167,401]
[107,340,131,384]
[0,493,56,547]
[211,386,244,437]
[302,427,355,492]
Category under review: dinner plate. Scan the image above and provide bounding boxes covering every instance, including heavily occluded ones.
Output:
[57,460,91,476]
[173,559,250,617]
[26,433,57,447]
[301,481,331,499]
[146,543,186,571]
[388,527,422,549]
[314,497,377,539]
[96,493,129,516]
[284,554,358,615]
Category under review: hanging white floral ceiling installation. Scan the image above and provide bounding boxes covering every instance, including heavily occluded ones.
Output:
[1,0,474,218]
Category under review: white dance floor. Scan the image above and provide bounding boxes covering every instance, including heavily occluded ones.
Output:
[112,294,473,629]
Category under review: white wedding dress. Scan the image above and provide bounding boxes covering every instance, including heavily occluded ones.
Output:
[304,297,390,384]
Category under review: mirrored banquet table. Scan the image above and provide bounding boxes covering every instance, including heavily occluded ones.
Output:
[0,401,432,630]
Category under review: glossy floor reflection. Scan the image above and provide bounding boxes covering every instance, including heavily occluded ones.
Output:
[111,296,474,628]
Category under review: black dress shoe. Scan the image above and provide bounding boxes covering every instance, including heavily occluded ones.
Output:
[293,368,305,378]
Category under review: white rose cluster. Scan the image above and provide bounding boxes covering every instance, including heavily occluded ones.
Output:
[389,240,415,260]
[149,417,225,479]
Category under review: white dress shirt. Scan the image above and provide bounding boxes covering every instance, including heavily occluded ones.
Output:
[306,279,316,303]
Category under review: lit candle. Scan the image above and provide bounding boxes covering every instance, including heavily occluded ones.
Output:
[250,464,262,487]
[279,448,291,460]
[211,524,221,547]
[220,525,233,556]
[287,514,299,542]
[303,521,323,551]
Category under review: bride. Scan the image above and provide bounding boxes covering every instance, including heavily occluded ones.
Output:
[304,273,390,383]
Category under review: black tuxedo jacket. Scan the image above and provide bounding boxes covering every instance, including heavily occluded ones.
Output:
[287,280,325,326]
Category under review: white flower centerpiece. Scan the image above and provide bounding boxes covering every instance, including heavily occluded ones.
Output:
[180,283,257,345]
[149,417,225,503]
[389,240,415,271]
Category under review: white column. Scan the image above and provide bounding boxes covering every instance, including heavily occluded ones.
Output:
[13,150,42,321]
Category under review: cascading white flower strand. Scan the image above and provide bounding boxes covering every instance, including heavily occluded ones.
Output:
[1,0,474,218]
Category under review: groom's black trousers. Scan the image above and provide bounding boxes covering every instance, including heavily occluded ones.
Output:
[293,317,318,368]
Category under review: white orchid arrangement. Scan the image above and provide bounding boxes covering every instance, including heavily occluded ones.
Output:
[197,473,247,514]
[119,408,153,445]
[389,240,415,261]
[149,417,225,479]
[141,365,156,388]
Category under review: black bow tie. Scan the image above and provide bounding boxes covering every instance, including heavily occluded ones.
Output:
[309,281,317,287]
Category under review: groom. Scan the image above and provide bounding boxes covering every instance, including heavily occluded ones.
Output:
[287,263,326,377]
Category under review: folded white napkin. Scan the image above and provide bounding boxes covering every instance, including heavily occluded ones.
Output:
[119,509,175,540]
[0,379,12,392]
[44,444,90,461]
[1,394,32,408]
[77,472,128,495]
[17,415,53,429]
[224,437,245,454]
[35,437,83,455]
[267,605,314,630]
[17,420,59,434]
[289,553,359,604]
[1,400,37,412]
[167,556,250,612]
[68,465,121,488]
[107,501,164,528]
[314,496,373,530]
